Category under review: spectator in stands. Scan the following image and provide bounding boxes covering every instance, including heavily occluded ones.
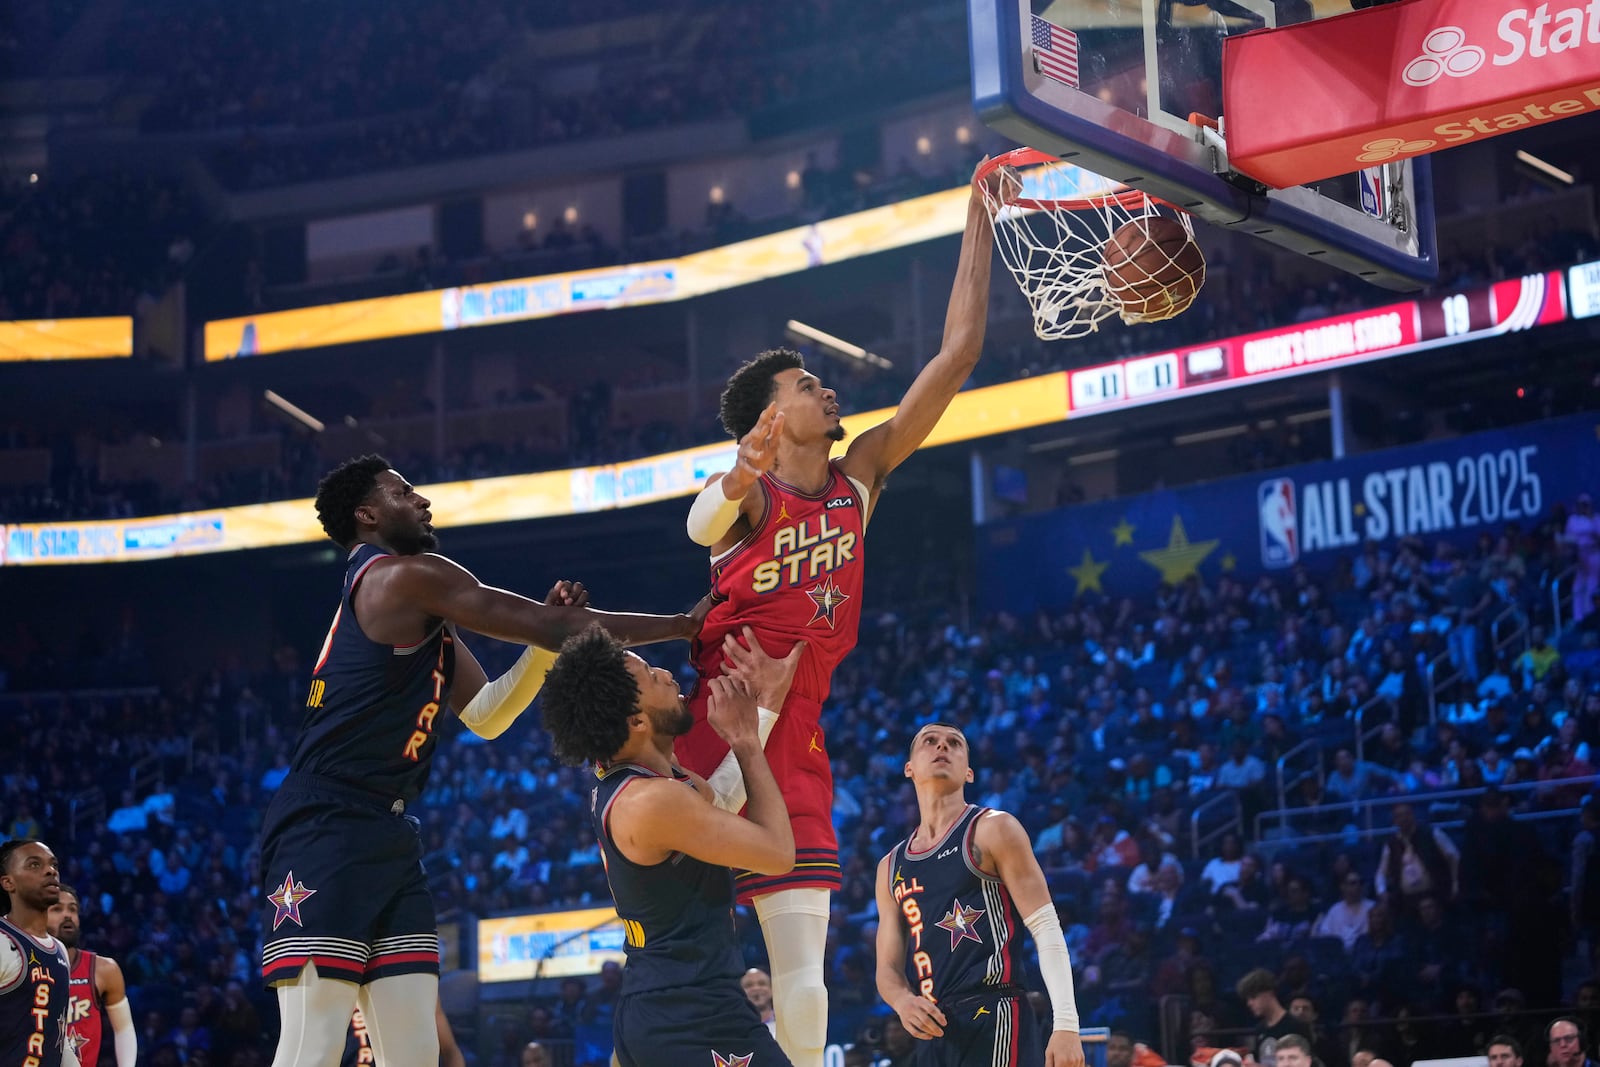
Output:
[1565,494,1599,623]
[521,1042,550,1067]
[1517,627,1560,687]
[1288,996,1341,1067]
[1325,748,1389,806]
[1236,968,1312,1067]
[1374,803,1459,906]
[1216,854,1269,912]
[1273,1033,1316,1067]
[1259,876,1319,942]
[1485,1035,1524,1067]
[1314,871,1375,950]
[1127,834,1183,894]
[1351,904,1406,994]
[1546,1018,1595,1067]
[1200,833,1245,894]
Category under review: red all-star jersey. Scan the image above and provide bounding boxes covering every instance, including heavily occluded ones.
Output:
[65,950,105,1067]
[690,461,869,704]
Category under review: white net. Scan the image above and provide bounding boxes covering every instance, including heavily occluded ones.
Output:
[978,150,1206,341]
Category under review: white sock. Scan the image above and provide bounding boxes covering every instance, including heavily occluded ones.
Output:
[358,974,441,1067]
[270,963,361,1067]
[755,887,831,1067]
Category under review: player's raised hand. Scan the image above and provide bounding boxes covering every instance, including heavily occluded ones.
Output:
[892,993,947,1040]
[721,626,805,710]
[706,675,760,748]
[727,403,783,494]
[544,580,589,608]
[1047,1030,1086,1067]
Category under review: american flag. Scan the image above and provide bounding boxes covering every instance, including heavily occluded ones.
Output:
[1031,15,1079,89]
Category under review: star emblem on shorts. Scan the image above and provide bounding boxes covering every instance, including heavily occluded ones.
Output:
[935,897,986,950]
[712,1053,753,1067]
[268,871,318,930]
[805,576,850,628]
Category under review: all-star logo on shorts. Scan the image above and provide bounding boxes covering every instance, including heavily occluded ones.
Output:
[268,871,318,930]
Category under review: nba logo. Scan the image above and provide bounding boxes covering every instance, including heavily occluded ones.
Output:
[1258,479,1298,568]
[1358,167,1387,220]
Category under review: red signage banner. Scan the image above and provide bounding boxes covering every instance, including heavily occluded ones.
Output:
[1222,0,1600,187]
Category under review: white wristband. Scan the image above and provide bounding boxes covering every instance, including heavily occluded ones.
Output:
[687,478,744,546]
[459,646,557,739]
[1023,902,1080,1032]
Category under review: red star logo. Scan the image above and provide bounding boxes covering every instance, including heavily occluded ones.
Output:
[934,897,986,950]
[712,1054,754,1067]
[268,871,318,931]
[805,576,850,628]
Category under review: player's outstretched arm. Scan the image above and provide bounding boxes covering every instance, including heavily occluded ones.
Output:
[96,955,137,1067]
[617,678,795,874]
[688,403,782,551]
[449,581,590,738]
[840,161,997,491]
[375,554,699,650]
[436,1001,466,1067]
[874,853,947,1040]
[976,811,1085,1067]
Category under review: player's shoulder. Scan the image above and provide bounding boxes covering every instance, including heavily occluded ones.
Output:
[972,806,1028,840]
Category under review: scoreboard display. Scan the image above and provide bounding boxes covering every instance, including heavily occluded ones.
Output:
[1065,270,1569,418]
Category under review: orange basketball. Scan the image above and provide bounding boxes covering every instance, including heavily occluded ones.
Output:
[1101,216,1206,322]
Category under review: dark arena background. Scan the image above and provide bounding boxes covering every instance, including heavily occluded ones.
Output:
[3,1,1600,1066]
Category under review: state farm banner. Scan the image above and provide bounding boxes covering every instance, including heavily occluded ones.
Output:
[1222,0,1600,187]
[976,414,1599,615]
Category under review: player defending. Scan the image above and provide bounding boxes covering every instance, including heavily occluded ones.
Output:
[538,624,804,1067]
[1,841,76,1067]
[678,160,1000,1066]
[875,725,1086,1067]
[261,456,703,1067]
[47,886,135,1067]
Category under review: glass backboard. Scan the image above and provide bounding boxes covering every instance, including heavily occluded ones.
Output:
[969,0,1438,289]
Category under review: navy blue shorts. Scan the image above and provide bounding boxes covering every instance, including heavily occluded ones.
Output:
[915,993,1042,1067]
[258,773,438,986]
[614,985,790,1067]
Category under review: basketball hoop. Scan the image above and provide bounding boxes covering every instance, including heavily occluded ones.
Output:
[975,148,1206,341]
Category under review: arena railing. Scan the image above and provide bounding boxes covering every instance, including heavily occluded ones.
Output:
[1251,772,1600,843]
[1552,563,1579,638]
[1189,790,1243,861]
[1272,737,1325,830]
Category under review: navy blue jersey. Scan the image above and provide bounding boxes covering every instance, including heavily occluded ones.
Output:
[886,805,1029,1002]
[293,544,458,804]
[0,916,70,1067]
[591,763,745,995]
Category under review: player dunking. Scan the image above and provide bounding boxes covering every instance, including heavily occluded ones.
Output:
[875,725,1085,1067]
[47,886,135,1067]
[260,456,703,1067]
[0,840,75,1067]
[677,161,1000,1065]
[537,624,805,1067]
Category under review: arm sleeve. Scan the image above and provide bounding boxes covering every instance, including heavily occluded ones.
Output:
[687,479,745,546]
[458,647,558,739]
[107,999,137,1067]
[1022,903,1080,1032]
[706,707,781,812]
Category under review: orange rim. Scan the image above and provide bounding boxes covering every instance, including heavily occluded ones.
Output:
[975,147,1168,213]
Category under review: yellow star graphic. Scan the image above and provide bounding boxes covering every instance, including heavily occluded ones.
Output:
[1067,548,1109,596]
[1112,517,1136,547]
[1221,552,1237,572]
[1138,516,1219,584]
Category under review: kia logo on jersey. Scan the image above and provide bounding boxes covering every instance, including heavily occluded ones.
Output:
[1259,478,1299,569]
[825,496,855,509]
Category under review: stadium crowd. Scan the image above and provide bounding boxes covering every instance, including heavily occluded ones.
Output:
[2,499,1597,1066]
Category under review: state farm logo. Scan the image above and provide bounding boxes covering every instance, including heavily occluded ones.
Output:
[1402,27,1486,86]
[1357,136,1438,163]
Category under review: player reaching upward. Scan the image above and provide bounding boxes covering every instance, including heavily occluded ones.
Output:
[537,624,805,1067]
[260,455,703,1067]
[875,724,1085,1067]
[47,886,135,1067]
[0,840,75,1067]
[676,160,1000,1066]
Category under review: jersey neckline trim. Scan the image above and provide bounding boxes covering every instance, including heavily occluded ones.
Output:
[904,803,976,858]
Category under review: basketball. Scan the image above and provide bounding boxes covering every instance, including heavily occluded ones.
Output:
[1100,215,1206,323]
